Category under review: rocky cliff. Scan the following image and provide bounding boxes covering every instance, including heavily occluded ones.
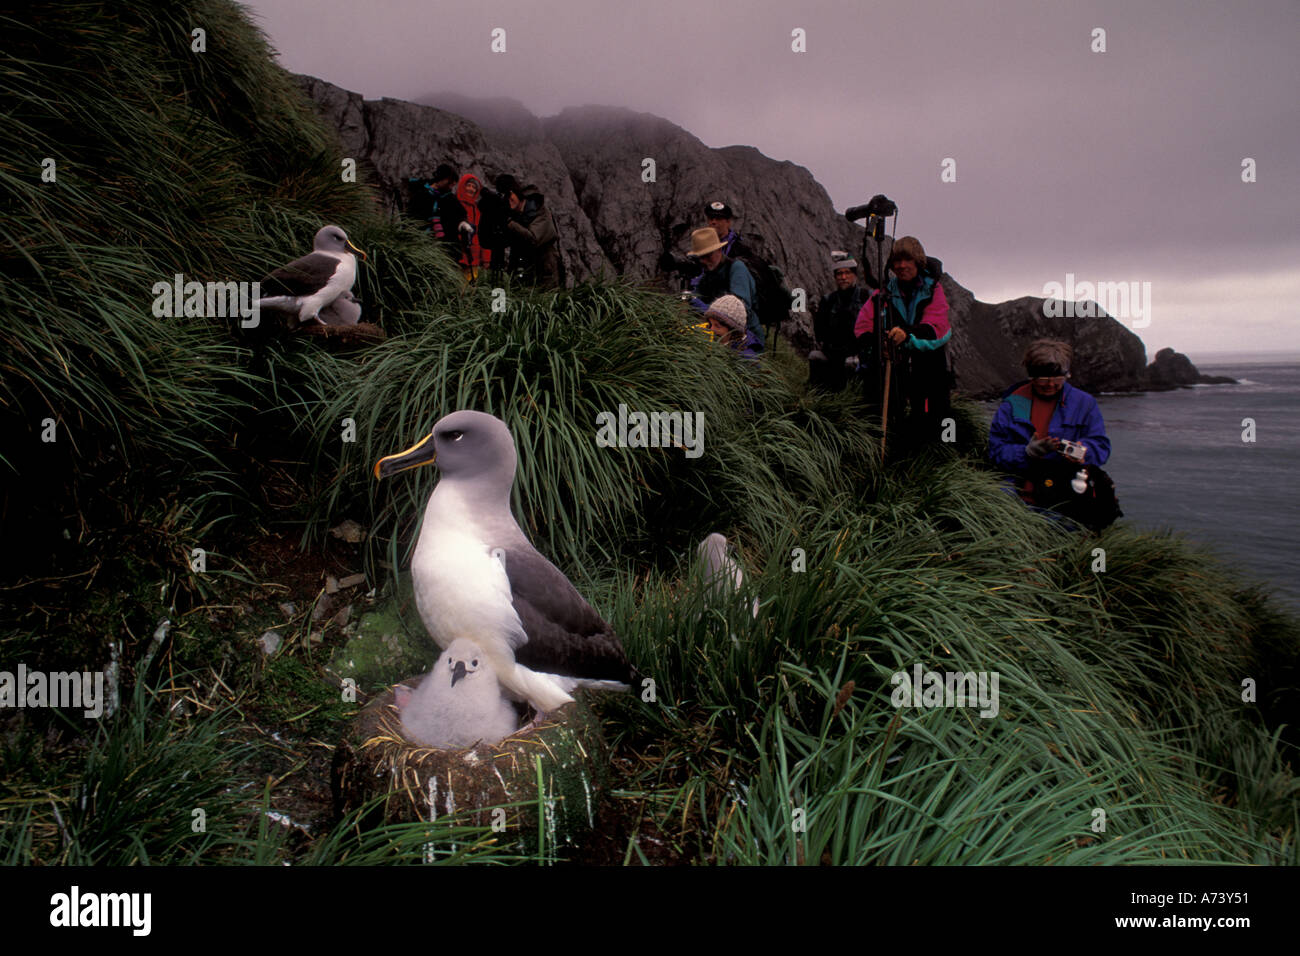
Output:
[298,77,611,279]
[297,76,1228,399]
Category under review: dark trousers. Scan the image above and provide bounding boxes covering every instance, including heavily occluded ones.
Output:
[808,353,850,391]
[860,353,952,448]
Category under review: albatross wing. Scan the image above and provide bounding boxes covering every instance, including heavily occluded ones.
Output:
[499,543,633,686]
[258,252,350,298]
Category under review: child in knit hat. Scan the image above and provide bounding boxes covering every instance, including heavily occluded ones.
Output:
[703,295,760,359]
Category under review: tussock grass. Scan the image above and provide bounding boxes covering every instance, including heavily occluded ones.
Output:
[0,679,253,865]
[599,490,1296,864]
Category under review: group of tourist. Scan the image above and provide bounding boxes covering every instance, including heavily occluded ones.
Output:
[407,176,1118,529]
[667,203,1117,530]
[408,165,561,289]
[801,235,1116,528]
[659,200,791,359]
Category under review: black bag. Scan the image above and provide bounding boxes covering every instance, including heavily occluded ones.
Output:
[1029,459,1123,532]
[733,253,791,334]
[407,178,435,224]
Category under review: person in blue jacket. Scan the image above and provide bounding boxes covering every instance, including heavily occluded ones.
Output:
[684,228,764,351]
[989,340,1111,506]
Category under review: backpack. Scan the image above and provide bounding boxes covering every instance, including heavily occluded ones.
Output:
[1028,459,1123,532]
[733,251,791,334]
[406,178,436,227]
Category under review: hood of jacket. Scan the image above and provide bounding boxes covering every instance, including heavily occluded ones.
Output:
[455,173,482,206]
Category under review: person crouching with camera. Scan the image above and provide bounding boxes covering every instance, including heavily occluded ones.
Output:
[989,340,1121,529]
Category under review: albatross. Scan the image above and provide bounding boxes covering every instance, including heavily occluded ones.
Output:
[697,532,760,623]
[255,225,366,328]
[375,410,634,715]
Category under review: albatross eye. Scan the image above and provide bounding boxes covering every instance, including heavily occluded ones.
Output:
[446,430,464,442]
[471,659,479,667]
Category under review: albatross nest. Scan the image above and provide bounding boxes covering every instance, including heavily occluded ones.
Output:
[331,680,610,854]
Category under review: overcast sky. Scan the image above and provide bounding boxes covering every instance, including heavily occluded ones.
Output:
[244,0,1299,359]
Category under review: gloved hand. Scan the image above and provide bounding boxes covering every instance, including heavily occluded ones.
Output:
[458,221,475,240]
[887,327,908,346]
[844,355,860,370]
[1026,436,1053,459]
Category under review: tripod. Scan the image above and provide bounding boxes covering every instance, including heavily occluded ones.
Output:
[859,213,897,457]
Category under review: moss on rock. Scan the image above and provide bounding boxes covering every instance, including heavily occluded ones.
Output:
[325,582,438,691]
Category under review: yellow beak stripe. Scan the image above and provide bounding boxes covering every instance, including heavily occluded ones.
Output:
[373,432,435,479]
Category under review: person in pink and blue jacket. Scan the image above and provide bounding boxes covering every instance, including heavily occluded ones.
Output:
[853,236,953,438]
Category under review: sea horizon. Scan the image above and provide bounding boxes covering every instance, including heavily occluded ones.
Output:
[1187,349,1300,367]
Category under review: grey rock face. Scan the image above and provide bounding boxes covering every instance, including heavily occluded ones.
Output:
[543,107,863,288]
[297,77,1215,398]
[1143,347,1237,389]
[946,287,1149,397]
[297,77,611,280]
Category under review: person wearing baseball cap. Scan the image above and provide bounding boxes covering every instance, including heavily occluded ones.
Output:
[704,199,764,266]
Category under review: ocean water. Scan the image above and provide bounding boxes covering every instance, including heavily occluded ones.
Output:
[1097,360,1300,610]
[981,358,1300,611]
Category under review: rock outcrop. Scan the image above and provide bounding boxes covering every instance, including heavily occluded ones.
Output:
[1142,348,1238,390]
[944,286,1149,397]
[297,75,1224,399]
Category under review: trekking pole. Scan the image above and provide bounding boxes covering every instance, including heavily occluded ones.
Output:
[872,235,891,458]
[880,340,893,458]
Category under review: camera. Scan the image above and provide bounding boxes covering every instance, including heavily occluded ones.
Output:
[1058,439,1086,462]
[845,195,898,241]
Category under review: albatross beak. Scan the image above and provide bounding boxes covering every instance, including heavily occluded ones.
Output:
[347,239,367,262]
[451,661,467,687]
[374,432,437,479]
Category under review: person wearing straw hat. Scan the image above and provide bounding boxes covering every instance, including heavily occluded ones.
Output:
[809,251,871,391]
[661,200,759,283]
[685,227,764,352]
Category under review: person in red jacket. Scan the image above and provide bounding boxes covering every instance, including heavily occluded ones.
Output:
[454,173,491,280]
